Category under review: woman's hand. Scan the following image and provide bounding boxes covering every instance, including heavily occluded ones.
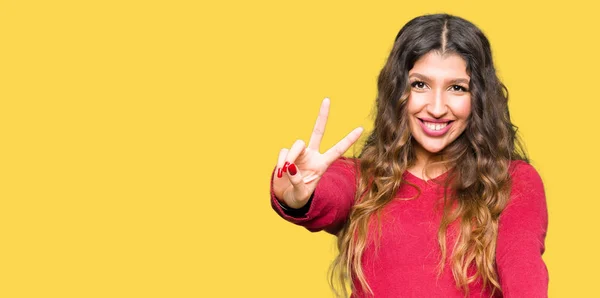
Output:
[273,98,363,209]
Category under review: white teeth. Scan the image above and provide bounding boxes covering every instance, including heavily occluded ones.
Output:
[424,121,448,131]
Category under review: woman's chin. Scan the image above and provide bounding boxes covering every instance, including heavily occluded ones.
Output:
[418,142,447,154]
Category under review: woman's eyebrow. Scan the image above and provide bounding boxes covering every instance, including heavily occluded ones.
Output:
[409,73,470,84]
[408,73,431,81]
[449,78,470,85]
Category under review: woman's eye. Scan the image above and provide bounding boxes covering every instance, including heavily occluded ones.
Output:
[411,81,426,89]
[451,85,468,92]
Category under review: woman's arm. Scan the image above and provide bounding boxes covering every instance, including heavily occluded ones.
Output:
[495,160,549,297]
[270,157,358,235]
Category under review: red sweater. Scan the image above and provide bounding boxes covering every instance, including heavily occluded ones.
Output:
[270,158,548,297]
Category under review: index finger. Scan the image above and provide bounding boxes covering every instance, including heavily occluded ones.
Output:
[307,97,330,151]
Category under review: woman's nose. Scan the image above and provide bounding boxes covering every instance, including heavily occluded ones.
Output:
[426,89,448,117]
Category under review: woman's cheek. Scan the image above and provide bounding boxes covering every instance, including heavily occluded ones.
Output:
[407,92,427,112]
[451,95,472,118]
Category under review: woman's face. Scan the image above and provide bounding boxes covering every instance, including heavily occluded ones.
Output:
[406,51,471,158]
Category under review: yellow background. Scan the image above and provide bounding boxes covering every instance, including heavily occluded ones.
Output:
[1,1,597,297]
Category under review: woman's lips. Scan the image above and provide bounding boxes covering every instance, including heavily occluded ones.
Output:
[417,118,454,137]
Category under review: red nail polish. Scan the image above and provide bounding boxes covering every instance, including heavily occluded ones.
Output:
[283,162,290,172]
[288,163,297,176]
[277,168,283,178]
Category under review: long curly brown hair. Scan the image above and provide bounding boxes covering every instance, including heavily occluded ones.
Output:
[328,14,528,297]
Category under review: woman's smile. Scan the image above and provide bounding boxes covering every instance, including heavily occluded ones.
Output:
[418,117,455,136]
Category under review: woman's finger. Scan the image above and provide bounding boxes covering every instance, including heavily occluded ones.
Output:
[285,139,306,167]
[275,148,289,179]
[285,163,311,207]
[307,97,330,151]
[323,126,364,165]
[286,163,303,187]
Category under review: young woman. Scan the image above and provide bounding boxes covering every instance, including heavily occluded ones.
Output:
[270,14,548,297]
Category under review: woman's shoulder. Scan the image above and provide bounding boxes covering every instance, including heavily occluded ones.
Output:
[507,159,546,203]
[508,159,542,182]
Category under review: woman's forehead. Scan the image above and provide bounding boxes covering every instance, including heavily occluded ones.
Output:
[409,51,470,81]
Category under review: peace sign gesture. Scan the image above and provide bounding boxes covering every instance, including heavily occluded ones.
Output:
[272,98,364,209]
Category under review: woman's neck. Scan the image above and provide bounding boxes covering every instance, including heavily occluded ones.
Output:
[408,144,449,181]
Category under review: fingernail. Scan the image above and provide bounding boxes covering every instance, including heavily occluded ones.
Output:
[283,161,290,172]
[288,163,297,176]
[277,168,283,178]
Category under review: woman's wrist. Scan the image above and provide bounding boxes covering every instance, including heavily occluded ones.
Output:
[276,193,314,217]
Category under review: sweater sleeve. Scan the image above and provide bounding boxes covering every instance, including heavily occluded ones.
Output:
[270,157,358,235]
[496,160,549,297]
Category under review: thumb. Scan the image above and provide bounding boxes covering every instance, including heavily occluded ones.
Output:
[286,163,311,204]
